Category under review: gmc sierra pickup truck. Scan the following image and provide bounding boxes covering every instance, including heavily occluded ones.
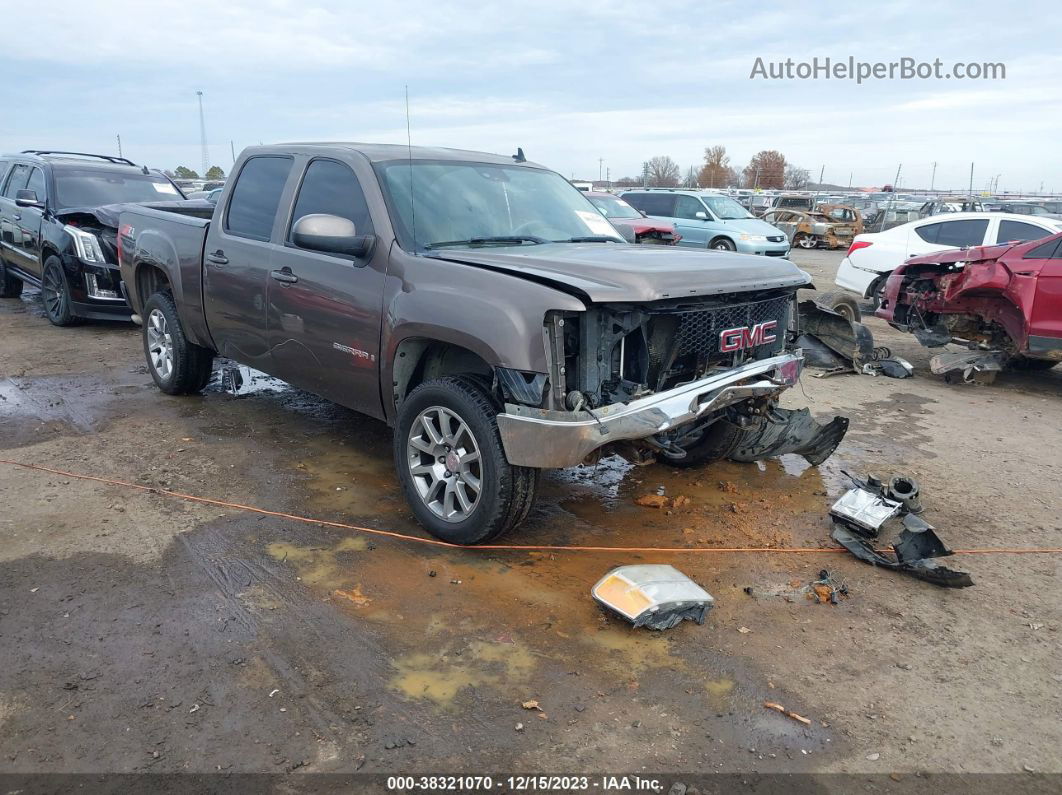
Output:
[117,143,848,544]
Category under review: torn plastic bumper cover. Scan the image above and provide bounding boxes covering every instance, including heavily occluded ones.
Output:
[728,407,849,466]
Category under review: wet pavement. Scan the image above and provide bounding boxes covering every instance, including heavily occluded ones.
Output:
[1,254,1061,776]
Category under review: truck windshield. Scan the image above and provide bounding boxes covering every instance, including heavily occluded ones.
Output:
[53,169,182,209]
[378,161,625,250]
[702,196,754,220]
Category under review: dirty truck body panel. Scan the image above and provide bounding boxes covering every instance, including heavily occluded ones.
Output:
[119,142,845,542]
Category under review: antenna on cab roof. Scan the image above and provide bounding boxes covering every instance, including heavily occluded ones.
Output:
[512,147,526,163]
[405,85,417,251]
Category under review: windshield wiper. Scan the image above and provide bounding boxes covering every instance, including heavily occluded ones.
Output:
[424,235,547,249]
[559,236,621,243]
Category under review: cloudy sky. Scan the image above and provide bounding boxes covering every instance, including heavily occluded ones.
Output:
[3,0,1059,192]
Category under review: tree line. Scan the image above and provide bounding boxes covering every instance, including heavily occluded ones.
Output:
[612,147,810,191]
[166,165,226,180]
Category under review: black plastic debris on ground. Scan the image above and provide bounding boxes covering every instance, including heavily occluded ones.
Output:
[829,472,973,588]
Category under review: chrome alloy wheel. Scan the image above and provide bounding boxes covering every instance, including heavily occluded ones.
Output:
[146,308,174,381]
[406,405,482,522]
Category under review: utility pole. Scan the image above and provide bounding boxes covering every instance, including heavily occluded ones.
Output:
[230,140,236,166]
[605,166,610,189]
[893,163,902,191]
[598,158,604,183]
[196,90,209,177]
[930,161,937,192]
[968,162,974,197]
[642,161,649,188]
[818,165,825,188]
[848,172,853,189]
[116,134,123,159]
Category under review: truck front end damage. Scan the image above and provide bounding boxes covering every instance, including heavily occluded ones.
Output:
[496,289,848,469]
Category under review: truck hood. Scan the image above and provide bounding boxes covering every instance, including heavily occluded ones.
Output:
[426,242,810,303]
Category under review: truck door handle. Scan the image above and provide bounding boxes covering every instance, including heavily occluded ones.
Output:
[270,268,298,284]
[206,250,228,265]
[12,213,20,221]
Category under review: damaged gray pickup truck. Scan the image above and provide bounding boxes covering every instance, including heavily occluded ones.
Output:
[117,143,847,543]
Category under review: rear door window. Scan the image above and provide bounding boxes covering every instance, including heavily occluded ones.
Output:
[1023,238,1062,259]
[225,156,293,241]
[623,193,676,217]
[3,164,29,198]
[288,159,373,241]
[997,220,1050,244]
[916,219,988,247]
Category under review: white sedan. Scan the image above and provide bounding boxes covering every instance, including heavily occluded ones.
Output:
[834,212,1062,302]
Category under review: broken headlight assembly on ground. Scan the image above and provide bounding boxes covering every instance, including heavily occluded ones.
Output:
[829,472,973,588]
[592,565,714,630]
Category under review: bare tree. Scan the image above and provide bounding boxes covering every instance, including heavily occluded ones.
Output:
[784,164,810,190]
[613,176,641,187]
[742,150,787,190]
[646,156,681,187]
[698,145,735,189]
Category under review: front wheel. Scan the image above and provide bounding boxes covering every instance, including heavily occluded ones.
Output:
[142,292,215,395]
[795,233,817,249]
[394,376,537,544]
[41,256,81,326]
[710,238,736,251]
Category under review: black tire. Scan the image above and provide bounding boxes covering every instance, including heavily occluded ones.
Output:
[660,419,746,469]
[0,258,23,299]
[40,256,81,326]
[394,375,538,544]
[1008,356,1058,372]
[709,237,736,251]
[815,290,862,322]
[867,275,888,311]
[142,291,215,395]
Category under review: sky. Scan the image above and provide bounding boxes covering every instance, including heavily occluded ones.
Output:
[2,0,1059,193]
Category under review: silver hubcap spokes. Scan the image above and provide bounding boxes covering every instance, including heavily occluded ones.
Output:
[146,308,174,380]
[406,406,482,522]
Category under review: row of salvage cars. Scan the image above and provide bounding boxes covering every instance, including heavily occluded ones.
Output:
[833,211,1062,381]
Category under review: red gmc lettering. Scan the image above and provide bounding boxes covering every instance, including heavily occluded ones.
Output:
[719,320,778,352]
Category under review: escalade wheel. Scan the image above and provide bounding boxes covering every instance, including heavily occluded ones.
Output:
[142,291,215,395]
[41,257,81,326]
[395,376,537,545]
[0,259,23,299]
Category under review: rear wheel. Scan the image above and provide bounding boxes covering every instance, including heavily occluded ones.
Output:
[142,291,215,395]
[709,237,736,251]
[795,233,817,249]
[41,256,80,326]
[0,258,23,298]
[395,376,537,544]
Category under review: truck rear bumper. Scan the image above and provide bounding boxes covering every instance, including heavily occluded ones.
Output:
[497,353,804,468]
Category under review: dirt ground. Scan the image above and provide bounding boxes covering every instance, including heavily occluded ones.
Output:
[1,249,1059,785]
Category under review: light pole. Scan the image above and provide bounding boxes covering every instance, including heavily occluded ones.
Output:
[197,90,209,177]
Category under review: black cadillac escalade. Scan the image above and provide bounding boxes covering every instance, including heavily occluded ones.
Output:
[0,150,184,325]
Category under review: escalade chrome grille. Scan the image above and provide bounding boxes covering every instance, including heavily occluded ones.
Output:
[674,295,791,361]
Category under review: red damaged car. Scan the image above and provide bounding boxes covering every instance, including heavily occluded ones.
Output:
[586,191,680,245]
[876,231,1062,380]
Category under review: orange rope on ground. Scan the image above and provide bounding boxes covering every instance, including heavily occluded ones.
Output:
[1,457,1059,556]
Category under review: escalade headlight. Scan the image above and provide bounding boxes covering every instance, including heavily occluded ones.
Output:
[64,224,106,264]
[740,233,769,242]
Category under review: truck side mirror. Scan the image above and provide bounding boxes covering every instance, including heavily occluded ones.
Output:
[292,214,375,260]
[695,211,708,220]
[15,189,44,209]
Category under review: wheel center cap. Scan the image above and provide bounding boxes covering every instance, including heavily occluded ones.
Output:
[445,451,460,472]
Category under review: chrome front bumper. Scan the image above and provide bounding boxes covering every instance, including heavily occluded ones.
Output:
[497,352,804,468]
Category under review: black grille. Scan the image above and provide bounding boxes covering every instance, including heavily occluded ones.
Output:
[767,235,786,243]
[674,295,790,362]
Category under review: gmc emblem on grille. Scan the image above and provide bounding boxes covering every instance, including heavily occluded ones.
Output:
[719,320,778,352]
